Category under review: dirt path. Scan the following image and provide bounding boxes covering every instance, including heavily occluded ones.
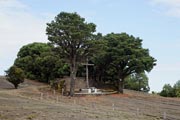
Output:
[0,77,180,120]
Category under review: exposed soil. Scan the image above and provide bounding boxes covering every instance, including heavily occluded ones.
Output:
[0,77,180,120]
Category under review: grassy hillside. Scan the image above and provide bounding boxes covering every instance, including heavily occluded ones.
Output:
[0,77,180,120]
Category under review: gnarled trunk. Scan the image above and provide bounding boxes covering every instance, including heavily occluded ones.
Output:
[118,78,124,94]
[14,84,18,89]
[70,71,76,96]
[70,57,77,96]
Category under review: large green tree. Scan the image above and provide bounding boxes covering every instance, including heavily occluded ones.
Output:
[15,42,51,80]
[46,12,96,96]
[103,33,156,93]
[14,42,66,82]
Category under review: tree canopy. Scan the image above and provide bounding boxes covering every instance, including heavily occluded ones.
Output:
[124,72,150,92]
[174,80,180,97]
[14,42,67,82]
[92,33,156,93]
[160,80,180,97]
[46,12,97,96]
[160,84,175,97]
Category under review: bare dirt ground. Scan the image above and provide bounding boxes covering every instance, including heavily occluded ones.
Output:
[0,77,180,120]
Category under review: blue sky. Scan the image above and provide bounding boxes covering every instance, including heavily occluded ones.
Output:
[0,0,180,92]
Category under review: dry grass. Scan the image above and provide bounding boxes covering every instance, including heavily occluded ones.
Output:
[0,77,180,120]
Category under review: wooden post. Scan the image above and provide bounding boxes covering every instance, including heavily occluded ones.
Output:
[136,108,139,116]
[112,103,115,111]
[56,96,59,103]
[74,99,76,105]
[46,92,49,99]
[53,90,56,96]
[92,102,95,109]
[62,88,64,96]
[40,93,43,100]
[163,112,166,120]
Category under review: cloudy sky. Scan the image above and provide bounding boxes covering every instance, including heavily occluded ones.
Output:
[0,0,180,92]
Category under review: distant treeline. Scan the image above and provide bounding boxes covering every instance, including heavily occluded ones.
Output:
[158,80,180,97]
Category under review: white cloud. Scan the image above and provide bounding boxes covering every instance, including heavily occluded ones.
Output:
[151,0,180,17]
[0,0,27,10]
[0,0,49,75]
[151,0,180,7]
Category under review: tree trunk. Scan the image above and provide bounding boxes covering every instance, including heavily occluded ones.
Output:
[139,79,141,91]
[14,84,18,89]
[118,78,124,94]
[70,58,77,96]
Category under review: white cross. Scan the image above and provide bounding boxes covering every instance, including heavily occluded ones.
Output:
[82,58,94,88]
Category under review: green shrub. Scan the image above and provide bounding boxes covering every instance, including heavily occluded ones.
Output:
[160,84,175,97]
[50,79,66,94]
[5,65,25,89]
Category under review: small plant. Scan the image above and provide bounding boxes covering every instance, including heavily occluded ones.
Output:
[58,80,66,92]
[50,79,66,94]
[27,114,36,120]
[151,91,157,95]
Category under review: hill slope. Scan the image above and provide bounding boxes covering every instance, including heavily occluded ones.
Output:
[0,77,180,120]
[0,76,14,89]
